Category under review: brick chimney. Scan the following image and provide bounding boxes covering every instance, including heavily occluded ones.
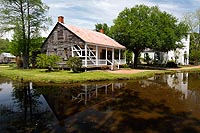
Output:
[58,16,64,23]
[100,29,104,34]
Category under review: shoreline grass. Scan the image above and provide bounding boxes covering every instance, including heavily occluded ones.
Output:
[0,67,200,84]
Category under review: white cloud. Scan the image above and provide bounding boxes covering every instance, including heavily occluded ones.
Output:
[3,0,199,39]
[32,0,200,37]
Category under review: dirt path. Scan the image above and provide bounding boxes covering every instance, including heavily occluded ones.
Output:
[107,65,200,74]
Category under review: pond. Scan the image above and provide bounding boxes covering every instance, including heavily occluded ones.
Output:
[1,72,200,132]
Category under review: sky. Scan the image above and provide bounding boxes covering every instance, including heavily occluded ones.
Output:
[42,0,200,35]
[2,0,200,39]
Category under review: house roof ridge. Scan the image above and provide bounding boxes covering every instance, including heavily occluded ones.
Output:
[59,22,125,49]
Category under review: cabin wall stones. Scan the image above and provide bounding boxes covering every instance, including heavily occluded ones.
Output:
[42,23,85,61]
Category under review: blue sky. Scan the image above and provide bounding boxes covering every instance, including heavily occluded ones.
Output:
[2,0,200,39]
[42,0,200,35]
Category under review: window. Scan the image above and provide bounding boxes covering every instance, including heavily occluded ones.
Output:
[57,30,64,40]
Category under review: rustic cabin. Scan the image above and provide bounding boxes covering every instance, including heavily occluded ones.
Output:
[41,16,126,70]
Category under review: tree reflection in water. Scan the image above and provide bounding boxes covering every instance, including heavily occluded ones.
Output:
[0,81,56,132]
[1,72,200,132]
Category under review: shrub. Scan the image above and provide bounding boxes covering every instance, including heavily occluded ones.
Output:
[66,57,82,73]
[36,54,61,71]
[166,61,178,68]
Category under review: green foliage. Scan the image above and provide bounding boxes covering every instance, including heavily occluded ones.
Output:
[125,50,133,64]
[188,33,200,65]
[48,54,61,68]
[95,23,110,36]
[110,5,188,68]
[29,37,46,52]
[9,29,24,56]
[36,54,61,71]
[0,38,10,53]
[36,54,49,68]
[190,49,200,64]
[0,0,52,68]
[66,57,82,73]
[183,9,200,65]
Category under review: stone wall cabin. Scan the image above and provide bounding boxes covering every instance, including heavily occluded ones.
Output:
[41,16,126,70]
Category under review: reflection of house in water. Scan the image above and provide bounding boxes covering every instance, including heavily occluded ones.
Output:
[166,73,188,99]
[142,73,200,104]
[72,83,125,105]
[167,73,200,104]
[42,82,126,120]
[142,73,189,99]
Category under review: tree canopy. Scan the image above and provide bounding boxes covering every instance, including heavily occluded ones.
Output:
[110,5,189,68]
[183,9,200,65]
[0,0,51,68]
[189,33,200,65]
[0,38,10,53]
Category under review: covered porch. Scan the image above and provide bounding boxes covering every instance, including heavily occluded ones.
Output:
[71,43,126,70]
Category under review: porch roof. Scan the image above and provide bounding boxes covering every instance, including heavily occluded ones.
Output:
[60,22,126,49]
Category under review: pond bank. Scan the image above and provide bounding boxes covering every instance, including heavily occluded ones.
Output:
[0,66,200,84]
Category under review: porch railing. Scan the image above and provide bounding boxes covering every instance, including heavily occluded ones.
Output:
[82,59,126,67]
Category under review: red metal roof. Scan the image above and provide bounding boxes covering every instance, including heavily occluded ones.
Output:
[60,23,126,49]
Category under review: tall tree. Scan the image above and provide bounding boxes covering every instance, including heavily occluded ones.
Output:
[183,9,200,65]
[95,23,110,35]
[0,0,51,68]
[110,5,188,68]
[189,33,200,65]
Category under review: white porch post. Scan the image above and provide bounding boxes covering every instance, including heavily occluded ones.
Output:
[118,49,121,69]
[112,48,114,62]
[112,48,114,70]
[85,43,87,67]
[106,47,108,65]
[96,45,98,65]
[125,50,127,64]
[71,45,74,57]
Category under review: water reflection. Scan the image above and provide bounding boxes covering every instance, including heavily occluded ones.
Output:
[1,72,200,132]
[0,81,56,132]
[144,72,200,104]
[142,72,189,99]
[72,83,125,105]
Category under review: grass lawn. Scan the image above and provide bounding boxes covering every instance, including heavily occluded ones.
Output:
[0,67,169,84]
[0,66,200,84]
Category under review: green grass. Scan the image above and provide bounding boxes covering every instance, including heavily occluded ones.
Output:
[0,67,167,83]
[0,67,200,84]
